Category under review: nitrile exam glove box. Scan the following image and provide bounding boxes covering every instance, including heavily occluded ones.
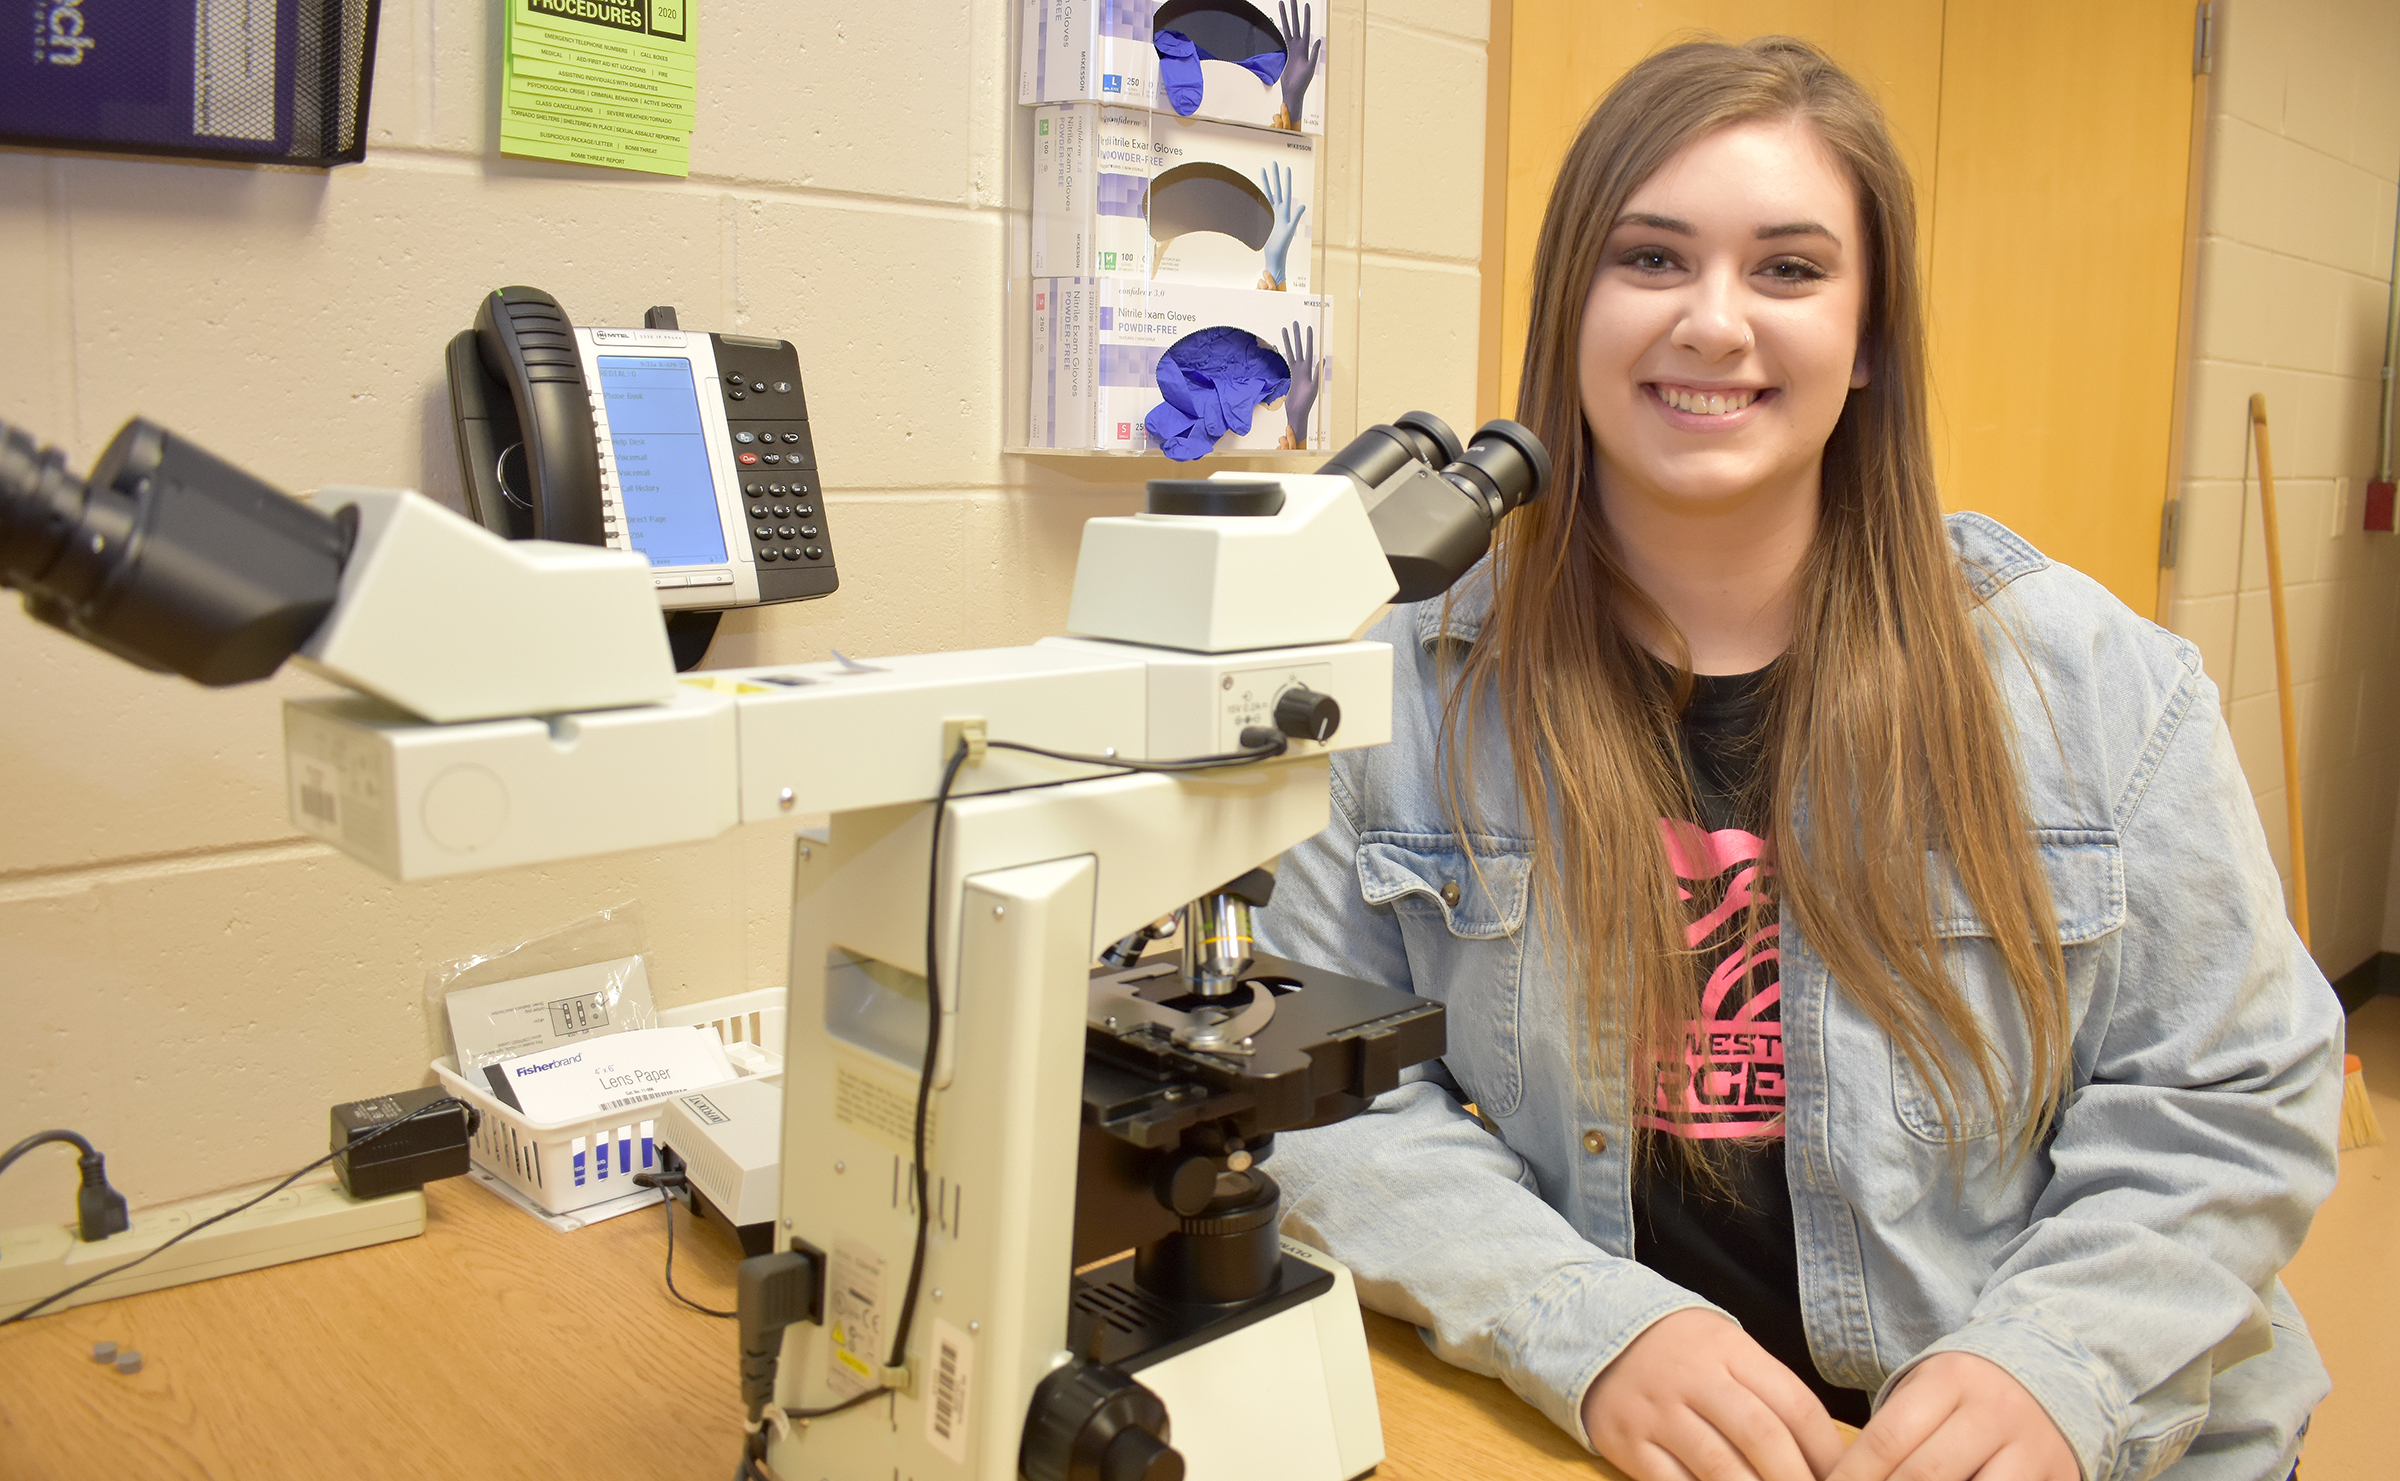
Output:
[1033,104,1316,291]
[1019,0,1328,136]
[1030,278,1328,456]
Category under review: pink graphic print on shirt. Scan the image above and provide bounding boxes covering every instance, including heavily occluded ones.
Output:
[1642,817,1784,1140]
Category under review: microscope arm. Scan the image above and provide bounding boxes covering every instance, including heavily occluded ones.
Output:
[6,415,1540,893]
[274,469,1402,883]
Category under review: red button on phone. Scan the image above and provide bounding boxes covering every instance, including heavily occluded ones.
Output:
[738,452,759,465]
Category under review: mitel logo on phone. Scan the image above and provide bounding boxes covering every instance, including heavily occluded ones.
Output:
[1101,73,1121,93]
[42,0,95,64]
[591,327,681,346]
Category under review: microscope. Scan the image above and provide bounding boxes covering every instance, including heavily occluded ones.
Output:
[0,407,1547,1481]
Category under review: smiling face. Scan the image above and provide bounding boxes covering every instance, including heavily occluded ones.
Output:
[1577,117,1871,526]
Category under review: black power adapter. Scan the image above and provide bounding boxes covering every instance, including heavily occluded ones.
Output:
[330,1087,477,1198]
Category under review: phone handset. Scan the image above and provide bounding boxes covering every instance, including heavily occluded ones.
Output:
[464,285,606,547]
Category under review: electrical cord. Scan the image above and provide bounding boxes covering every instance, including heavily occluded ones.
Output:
[632,1170,736,1320]
[736,1425,810,1481]
[985,732,1287,774]
[0,1129,129,1243]
[736,728,1286,1466]
[0,1128,99,1177]
[735,740,975,1458]
[907,731,1289,1373]
[1,1097,471,1327]
[889,731,1287,1377]
[885,736,973,1378]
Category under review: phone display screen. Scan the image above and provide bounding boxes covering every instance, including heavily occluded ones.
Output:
[596,356,729,567]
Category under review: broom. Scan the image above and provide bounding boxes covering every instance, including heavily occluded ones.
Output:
[2341,1053,2383,1151]
[2246,396,2310,946]
[2248,400,2380,1155]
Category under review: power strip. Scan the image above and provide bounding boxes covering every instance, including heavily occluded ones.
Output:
[0,1178,426,1317]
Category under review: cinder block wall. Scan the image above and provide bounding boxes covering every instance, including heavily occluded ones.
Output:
[2166,0,2400,981]
[0,0,1491,1227]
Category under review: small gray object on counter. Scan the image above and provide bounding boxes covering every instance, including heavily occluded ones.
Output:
[113,1351,142,1375]
[89,1340,117,1363]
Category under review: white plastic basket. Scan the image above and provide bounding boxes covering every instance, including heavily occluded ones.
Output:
[432,987,786,1216]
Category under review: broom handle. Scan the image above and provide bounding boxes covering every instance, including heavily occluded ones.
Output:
[2249,394,2311,949]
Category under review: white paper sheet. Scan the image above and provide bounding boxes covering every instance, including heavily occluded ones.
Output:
[445,956,657,1071]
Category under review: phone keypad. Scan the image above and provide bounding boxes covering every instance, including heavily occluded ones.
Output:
[714,343,832,599]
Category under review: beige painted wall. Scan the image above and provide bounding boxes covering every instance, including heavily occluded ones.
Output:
[0,0,1491,1229]
[2165,0,2400,980]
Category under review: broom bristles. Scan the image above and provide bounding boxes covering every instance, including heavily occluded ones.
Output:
[2341,1053,2384,1152]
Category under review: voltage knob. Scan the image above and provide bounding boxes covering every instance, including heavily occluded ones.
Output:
[1272,686,1340,743]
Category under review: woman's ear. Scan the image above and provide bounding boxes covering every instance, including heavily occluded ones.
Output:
[1849,336,1873,389]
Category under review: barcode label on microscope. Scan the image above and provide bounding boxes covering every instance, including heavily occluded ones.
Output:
[284,711,396,867]
[926,1318,973,1464]
[300,783,339,825]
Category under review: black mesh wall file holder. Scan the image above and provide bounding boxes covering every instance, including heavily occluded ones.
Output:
[2,0,382,167]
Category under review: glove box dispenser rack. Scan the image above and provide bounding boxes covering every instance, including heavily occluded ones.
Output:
[1003,0,1362,463]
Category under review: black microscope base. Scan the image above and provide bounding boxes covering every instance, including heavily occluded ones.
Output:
[1068,1250,1336,1373]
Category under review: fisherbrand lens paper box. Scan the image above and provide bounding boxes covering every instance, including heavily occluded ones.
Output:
[484,1024,736,1124]
[1020,0,1329,136]
[1033,105,1316,291]
[1030,278,1328,455]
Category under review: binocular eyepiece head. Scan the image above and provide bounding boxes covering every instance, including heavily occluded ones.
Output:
[1317,411,1552,604]
[0,417,353,686]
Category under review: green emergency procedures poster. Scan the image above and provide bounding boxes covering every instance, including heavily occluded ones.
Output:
[500,0,696,176]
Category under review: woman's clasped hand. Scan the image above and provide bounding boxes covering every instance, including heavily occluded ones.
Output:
[1583,1309,2078,1481]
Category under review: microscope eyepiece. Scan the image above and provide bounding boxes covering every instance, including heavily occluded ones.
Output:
[0,417,353,686]
[1389,410,1464,468]
[1446,417,1550,520]
[1318,412,1552,603]
[0,426,88,595]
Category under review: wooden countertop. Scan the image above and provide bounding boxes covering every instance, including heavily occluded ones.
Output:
[0,1176,1624,1479]
[17,997,2394,1481]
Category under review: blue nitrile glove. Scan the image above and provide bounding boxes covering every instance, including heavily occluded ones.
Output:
[1276,1,1323,130]
[1260,162,1306,288]
[1157,27,1285,118]
[1230,49,1286,86]
[1143,325,1293,460]
[1280,321,1318,446]
[1155,30,1206,115]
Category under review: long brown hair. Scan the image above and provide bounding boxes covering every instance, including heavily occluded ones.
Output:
[1452,36,2068,1174]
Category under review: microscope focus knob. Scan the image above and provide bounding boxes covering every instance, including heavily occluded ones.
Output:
[1021,1359,1183,1481]
[1272,685,1340,743]
[1155,1153,1219,1217]
[1103,1426,1184,1481]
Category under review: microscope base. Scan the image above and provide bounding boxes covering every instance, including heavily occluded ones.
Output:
[1118,1238,1384,1481]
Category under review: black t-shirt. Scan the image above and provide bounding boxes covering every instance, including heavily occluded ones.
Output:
[1630,664,1873,1427]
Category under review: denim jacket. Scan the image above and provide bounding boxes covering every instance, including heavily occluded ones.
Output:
[1255,514,2342,1481]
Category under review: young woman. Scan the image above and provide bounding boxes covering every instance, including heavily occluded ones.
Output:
[1254,37,2341,1481]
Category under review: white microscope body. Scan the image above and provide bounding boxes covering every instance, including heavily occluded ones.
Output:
[3,405,1544,1481]
[277,470,1424,1481]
